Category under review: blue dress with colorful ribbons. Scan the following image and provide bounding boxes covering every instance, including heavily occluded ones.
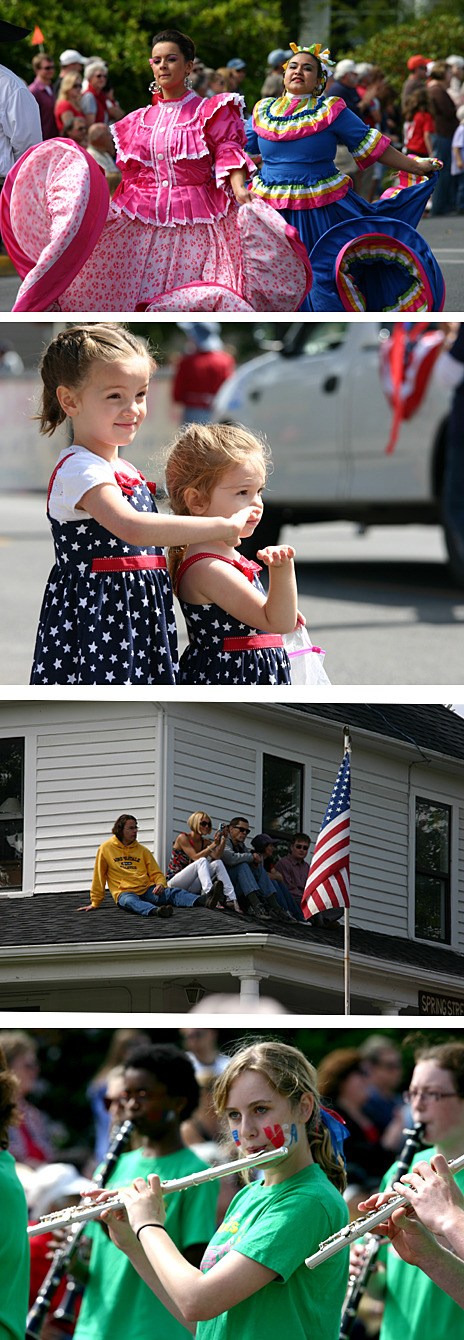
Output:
[176,552,291,685]
[30,458,179,685]
[246,93,444,312]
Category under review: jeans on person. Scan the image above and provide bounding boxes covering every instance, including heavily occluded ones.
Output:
[167,856,235,901]
[228,860,265,901]
[430,134,453,215]
[118,884,198,915]
[455,170,464,212]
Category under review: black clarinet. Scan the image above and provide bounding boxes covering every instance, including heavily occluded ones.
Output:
[338,1121,424,1340]
[26,1119,133,1340]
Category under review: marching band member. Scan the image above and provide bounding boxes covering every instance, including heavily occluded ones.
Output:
[101,1039,349,1340]
[71,1044,218,1340]
[0,1042,30,1340]
[351,1039,464,1339]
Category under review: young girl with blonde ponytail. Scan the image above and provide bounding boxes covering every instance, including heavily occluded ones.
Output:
[165,424,299,685]
[30,325,248,685]
[102,1038,350,1340]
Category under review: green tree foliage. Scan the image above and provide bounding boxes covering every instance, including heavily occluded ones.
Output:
[342,12,464,92]
[3,0,283,109]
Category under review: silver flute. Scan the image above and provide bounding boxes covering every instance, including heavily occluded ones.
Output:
[305,1150,464,1268]
[28,1145,288,1238]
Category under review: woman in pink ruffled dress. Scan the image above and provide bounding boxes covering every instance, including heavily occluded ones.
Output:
[2,29,310,312]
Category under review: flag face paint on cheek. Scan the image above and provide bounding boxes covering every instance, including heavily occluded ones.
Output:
[232,1129,241,1146]
[263,1124,286,1148]
[263,1123,298,1148]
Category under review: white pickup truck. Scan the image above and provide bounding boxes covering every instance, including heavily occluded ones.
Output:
[212,321,456,572]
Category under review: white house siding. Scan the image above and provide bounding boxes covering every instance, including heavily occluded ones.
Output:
[168,716,260,862]
[26,704,159,892]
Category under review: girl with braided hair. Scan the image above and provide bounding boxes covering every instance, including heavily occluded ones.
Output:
[30,324,249,685]
[100,1039,350,1340]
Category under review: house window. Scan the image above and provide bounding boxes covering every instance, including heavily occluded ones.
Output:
[0,737,24,891]
[415,796,451,943]
[262,753,304,846]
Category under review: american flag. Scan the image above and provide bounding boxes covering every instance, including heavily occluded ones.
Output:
[302,752,350,919]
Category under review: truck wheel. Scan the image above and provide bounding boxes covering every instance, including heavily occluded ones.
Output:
[240,510,283,560]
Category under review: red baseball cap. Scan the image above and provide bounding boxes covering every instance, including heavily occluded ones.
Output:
[407,54,429,70]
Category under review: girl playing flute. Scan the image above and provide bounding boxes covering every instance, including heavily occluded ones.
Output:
[102,1039,349,1339]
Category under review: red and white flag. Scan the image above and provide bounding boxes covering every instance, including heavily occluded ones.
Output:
[302,752,350,920]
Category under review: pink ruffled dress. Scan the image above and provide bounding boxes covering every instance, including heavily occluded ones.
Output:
[1,90,310,312]
[62,90,254,310]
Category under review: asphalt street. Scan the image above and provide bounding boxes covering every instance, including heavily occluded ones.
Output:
[0,214,463,310]
[1,492,463,684]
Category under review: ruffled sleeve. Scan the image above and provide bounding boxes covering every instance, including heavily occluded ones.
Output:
[334,105,390,168]
[199,92,256,186]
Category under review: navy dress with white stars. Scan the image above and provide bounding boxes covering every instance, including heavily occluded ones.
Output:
[30,457,179,685]
[176,552,291,685]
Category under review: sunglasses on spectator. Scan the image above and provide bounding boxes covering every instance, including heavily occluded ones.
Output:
[233,825,250,834]
[103,1094,124,1110]
[199,819,212,828]
[294,842,309,849]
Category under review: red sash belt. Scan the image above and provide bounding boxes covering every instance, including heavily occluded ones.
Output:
[223,634,284,651]
[91,556,167,572]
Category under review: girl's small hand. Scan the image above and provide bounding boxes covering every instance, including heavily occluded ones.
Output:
[220,508,253,546]
[119,1175,166,1237]
[256,545,296,567]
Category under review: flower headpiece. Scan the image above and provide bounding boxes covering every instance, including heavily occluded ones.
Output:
[284,42,335,77]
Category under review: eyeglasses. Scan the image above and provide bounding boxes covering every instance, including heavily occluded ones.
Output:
[234,826,250,834]
[294,843,309,850]
[199,820,212,828]
[403,1089,458,1103]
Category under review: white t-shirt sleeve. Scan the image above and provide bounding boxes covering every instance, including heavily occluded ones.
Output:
[48,449,121,522]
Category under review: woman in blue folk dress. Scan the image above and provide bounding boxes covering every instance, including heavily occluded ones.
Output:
[246,44,445,312]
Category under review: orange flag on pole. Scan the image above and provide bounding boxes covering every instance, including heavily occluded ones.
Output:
[31,26,45,45]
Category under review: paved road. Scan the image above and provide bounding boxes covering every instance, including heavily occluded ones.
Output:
[1,215,463,310]
[1,493,463,685]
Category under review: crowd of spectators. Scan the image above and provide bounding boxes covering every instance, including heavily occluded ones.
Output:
[80,807,344,928]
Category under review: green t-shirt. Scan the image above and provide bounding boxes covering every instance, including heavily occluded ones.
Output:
[74,1145,218,1340]
[196,1162,349,1340]
[379,1146,464,1340]
[0,1150,29,1340]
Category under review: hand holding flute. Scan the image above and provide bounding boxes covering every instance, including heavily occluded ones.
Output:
[305,1151,464,1268]
[357,1154,464,1261]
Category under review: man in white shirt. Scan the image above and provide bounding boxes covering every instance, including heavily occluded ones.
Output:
[0,18,42,188]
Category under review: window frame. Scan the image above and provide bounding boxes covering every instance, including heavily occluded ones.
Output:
[411,789,454,946]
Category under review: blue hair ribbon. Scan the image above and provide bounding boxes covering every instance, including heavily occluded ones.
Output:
[320,1106,349,1163]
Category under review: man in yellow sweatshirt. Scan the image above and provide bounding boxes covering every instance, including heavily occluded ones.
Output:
[78,815,224,918]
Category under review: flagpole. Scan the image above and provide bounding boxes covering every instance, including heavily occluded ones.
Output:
[343,725,352,1016]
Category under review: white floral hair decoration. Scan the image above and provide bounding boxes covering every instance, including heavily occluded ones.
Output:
[283,42,335,77]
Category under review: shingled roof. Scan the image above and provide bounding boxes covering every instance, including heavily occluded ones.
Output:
[1,893,462,981]
[286,704,464,763]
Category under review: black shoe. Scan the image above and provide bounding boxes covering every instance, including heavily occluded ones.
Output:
[255,904,272,922]
[244,889,271,919]
[199,880,225,909]
[211,878,227,906]
[151,904,174,918]
[267,893,296,923]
